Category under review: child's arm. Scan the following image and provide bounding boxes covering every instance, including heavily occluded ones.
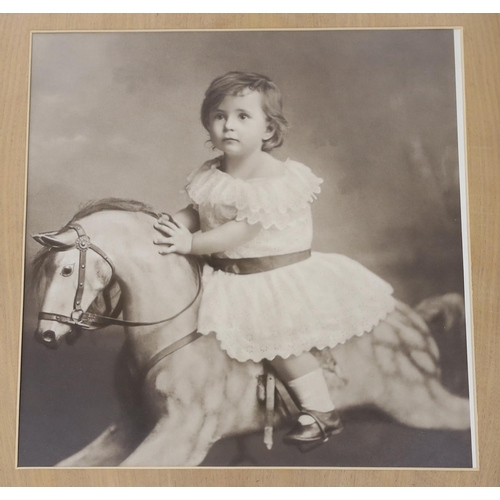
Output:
[154,218,260,256]
[171,204,200,233]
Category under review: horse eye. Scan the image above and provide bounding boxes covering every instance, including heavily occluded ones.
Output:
[61,265,74,277]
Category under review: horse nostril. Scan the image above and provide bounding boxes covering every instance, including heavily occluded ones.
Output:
[42,330,56,343]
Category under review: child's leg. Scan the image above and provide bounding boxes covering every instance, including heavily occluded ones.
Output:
[270,352,343,444]
[269,351,335,412]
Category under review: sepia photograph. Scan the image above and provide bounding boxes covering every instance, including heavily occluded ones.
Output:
[18,28,476,468]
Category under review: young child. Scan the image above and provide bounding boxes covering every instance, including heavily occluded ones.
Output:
[154,71,396,446]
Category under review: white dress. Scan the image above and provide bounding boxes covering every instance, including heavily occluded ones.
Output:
[186,157,396,363]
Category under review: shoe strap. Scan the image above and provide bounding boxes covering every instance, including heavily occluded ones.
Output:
[300,411,328,440]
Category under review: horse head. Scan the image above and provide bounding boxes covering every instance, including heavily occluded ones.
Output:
[32,225,114,349]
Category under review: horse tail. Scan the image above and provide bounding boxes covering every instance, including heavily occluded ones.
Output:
[415,293,465,334]
[415,293,469,397]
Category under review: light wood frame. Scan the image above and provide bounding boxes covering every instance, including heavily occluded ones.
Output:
[1,13,498,486]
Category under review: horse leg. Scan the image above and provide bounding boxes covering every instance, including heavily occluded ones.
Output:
[55,416,148,467]
[119,403,218,467]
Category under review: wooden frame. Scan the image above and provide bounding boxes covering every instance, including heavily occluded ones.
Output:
[1,13,498,486]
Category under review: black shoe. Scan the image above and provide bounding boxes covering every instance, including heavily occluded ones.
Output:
[283,409,344,446]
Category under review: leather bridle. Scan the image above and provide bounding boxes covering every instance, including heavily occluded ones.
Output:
[38,218,202,335]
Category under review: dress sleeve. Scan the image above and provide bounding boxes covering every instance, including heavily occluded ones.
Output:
[182,159,219,210]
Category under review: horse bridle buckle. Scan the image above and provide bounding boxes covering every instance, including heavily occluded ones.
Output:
[75,235,91,251]
[70,308,84,323]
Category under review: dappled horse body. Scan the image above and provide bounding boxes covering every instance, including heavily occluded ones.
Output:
[32,199,471,466]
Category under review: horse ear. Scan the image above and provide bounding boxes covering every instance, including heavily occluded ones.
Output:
[31,230,76,248]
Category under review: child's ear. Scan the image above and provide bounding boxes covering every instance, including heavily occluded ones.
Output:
[263,123,276,141]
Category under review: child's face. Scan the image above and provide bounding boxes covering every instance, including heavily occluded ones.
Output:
[207,89,274,158]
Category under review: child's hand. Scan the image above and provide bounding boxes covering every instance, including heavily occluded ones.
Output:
[154,217,193,255]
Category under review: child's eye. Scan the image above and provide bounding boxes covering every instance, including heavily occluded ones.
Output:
[239,113,249,120]
[214,113,225,120]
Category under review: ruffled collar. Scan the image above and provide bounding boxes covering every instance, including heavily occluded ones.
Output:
[209,156,291,184]
[185,156,323,215]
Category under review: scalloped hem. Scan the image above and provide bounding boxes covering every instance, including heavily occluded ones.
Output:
[197,298,396,363]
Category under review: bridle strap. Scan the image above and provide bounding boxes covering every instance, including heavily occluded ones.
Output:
[67,222,116,273]
[54,279,202,330]
[38,222,117,328]
[68,222,116,313]
[139,329,202,381]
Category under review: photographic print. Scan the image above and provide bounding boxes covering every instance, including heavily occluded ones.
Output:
[18,28,476,468]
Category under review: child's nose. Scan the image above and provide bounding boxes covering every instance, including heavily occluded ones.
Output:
[224,117,235,130]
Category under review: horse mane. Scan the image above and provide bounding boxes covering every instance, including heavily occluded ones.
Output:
[68,198,157,224]
[32,198,201,301]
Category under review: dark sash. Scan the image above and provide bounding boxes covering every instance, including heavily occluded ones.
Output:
[208,249,311,275]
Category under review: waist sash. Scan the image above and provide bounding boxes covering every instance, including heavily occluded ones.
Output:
[208,249,311,275]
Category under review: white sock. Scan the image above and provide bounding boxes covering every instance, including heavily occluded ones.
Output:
[287,368,335,424]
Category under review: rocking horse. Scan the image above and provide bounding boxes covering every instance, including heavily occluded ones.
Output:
[31,198,471,466]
